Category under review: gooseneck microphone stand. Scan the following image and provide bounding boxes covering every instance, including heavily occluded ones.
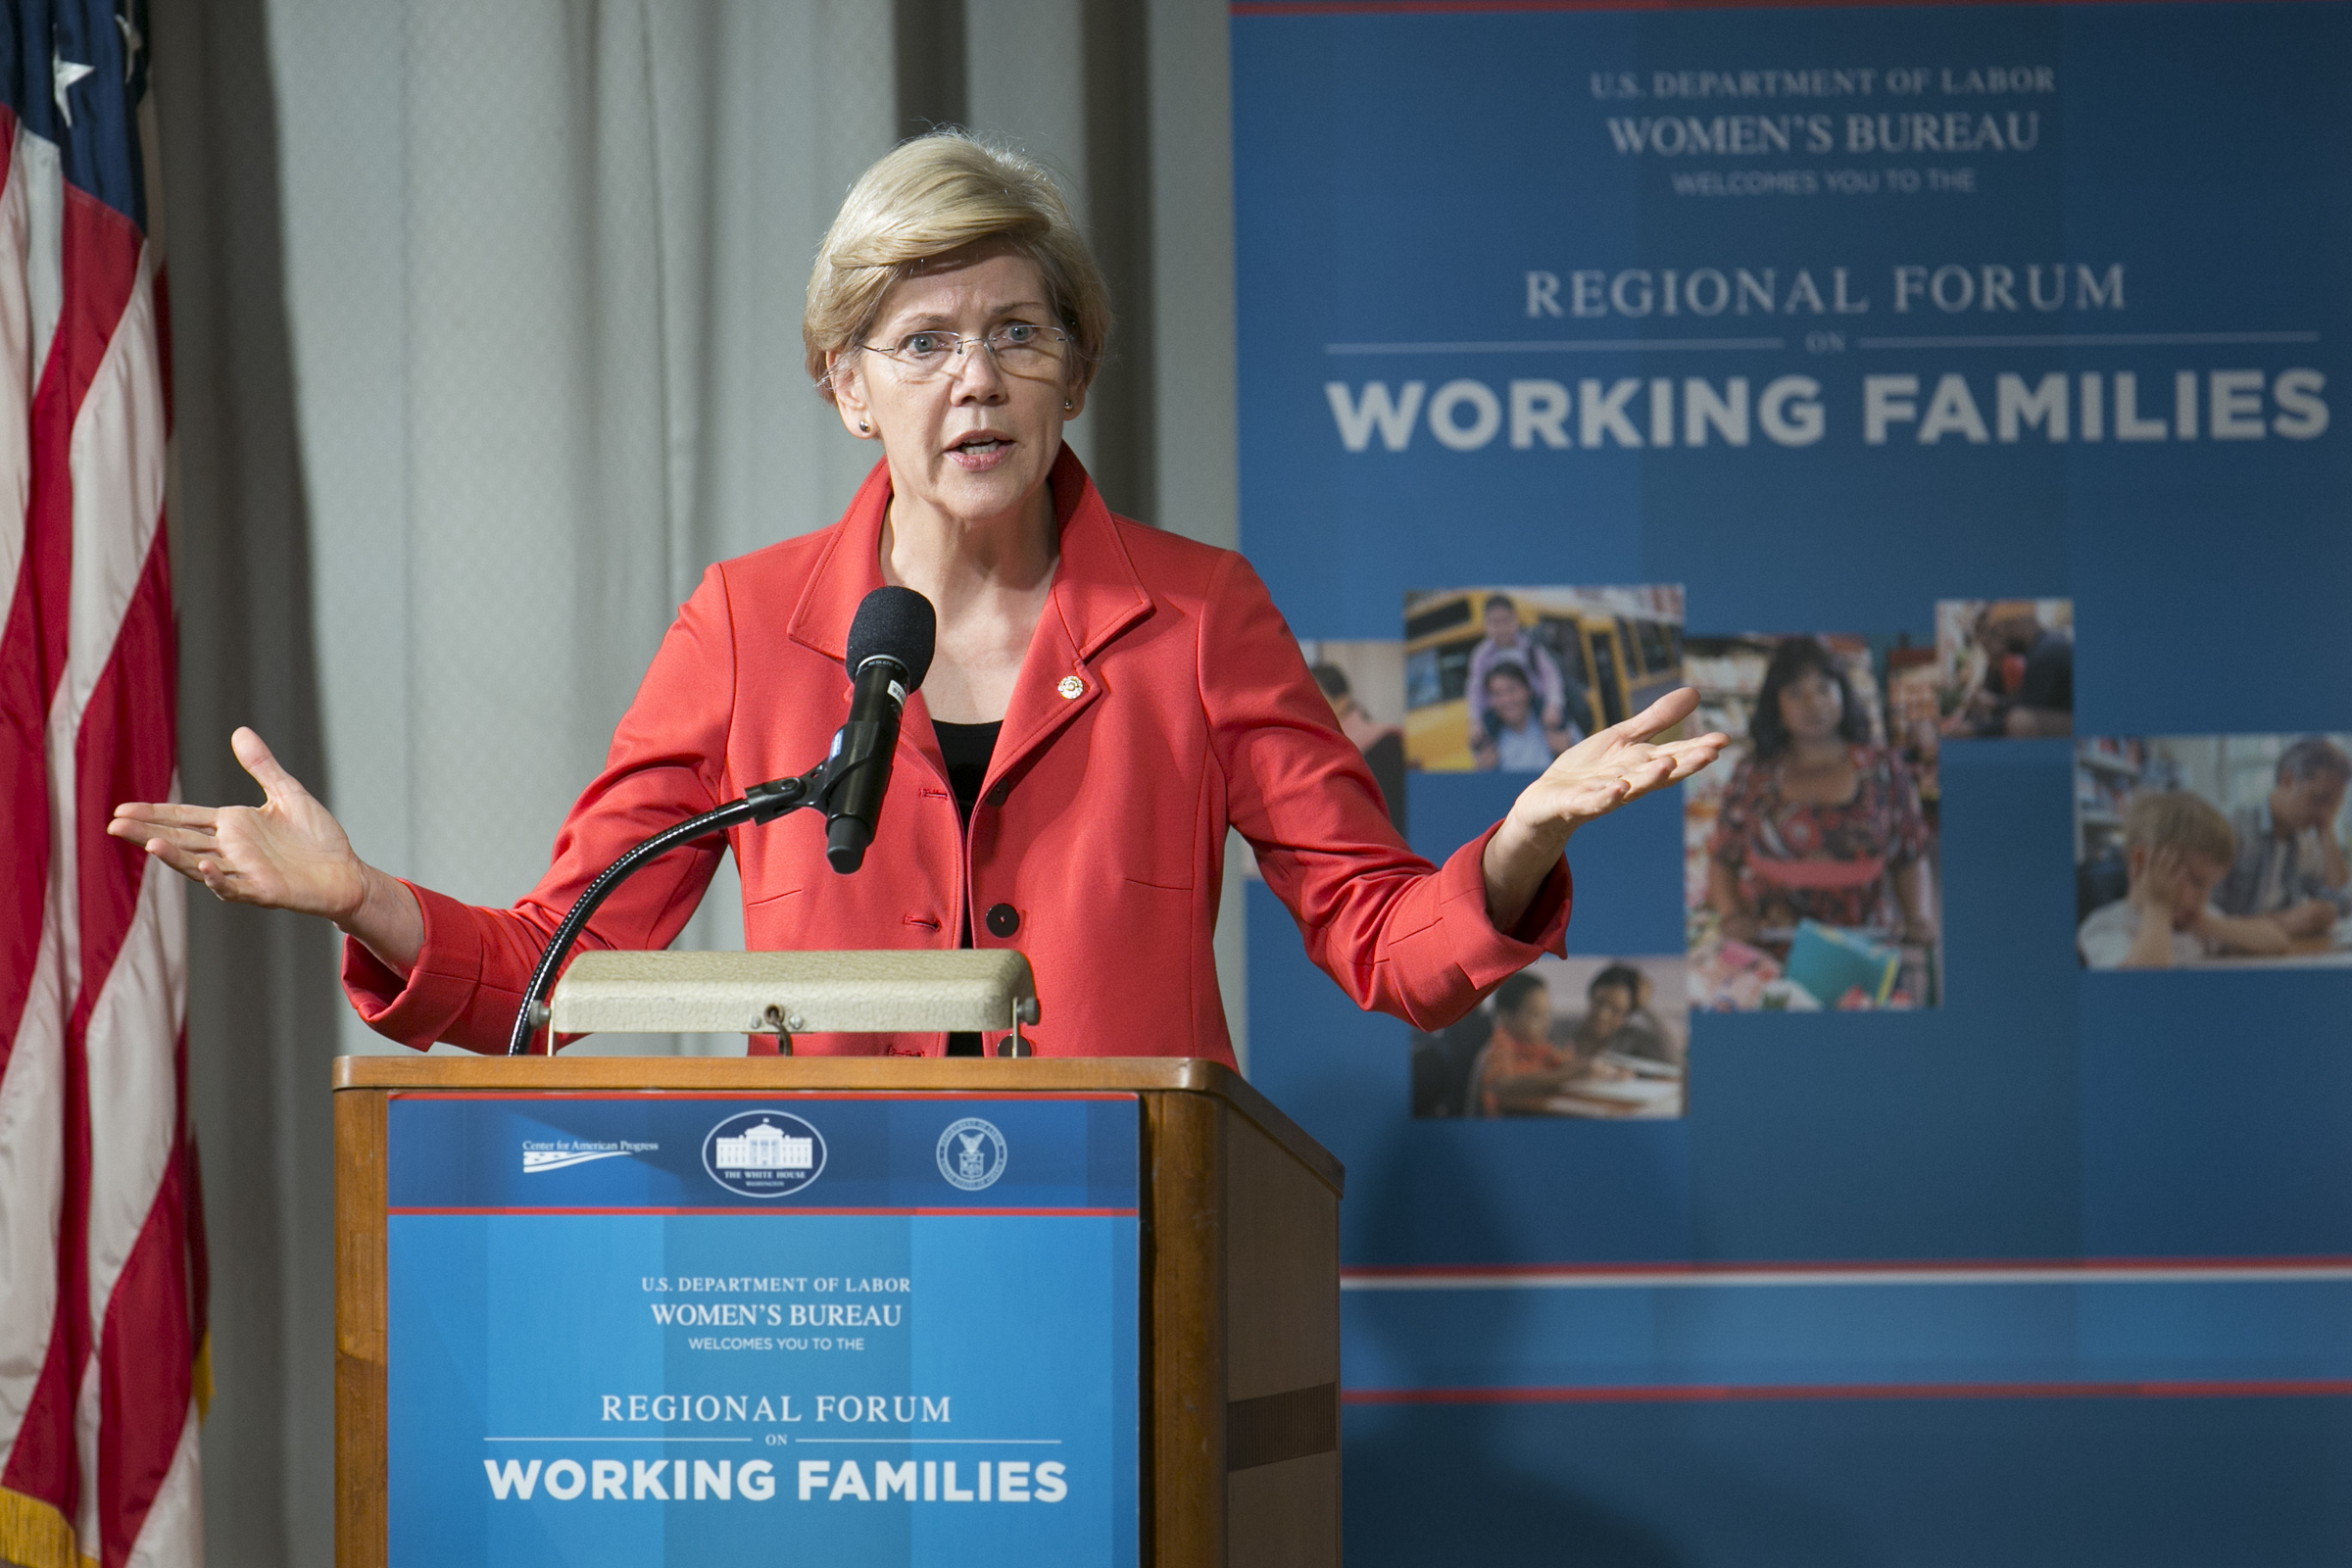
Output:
[504,760,854,1057]
[508,584,935,1057]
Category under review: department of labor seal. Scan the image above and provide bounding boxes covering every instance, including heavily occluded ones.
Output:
[935,1117,1008,1192]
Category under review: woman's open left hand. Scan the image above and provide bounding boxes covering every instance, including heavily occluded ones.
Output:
[1513,688,1729,843]
[111,728,427,971]
[107,726,367,919]
[1481,688,1730,932]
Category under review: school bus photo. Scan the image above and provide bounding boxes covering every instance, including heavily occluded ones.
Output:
[1403,587,1686,771]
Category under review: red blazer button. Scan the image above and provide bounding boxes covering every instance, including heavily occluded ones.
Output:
[985,903,1020,938]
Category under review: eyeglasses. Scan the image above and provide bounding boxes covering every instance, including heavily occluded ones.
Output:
[860,322,1074,380]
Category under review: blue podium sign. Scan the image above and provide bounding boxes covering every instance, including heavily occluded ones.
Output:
[384,1092,1141,1567]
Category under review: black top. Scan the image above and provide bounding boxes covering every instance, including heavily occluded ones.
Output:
[931,720,1003,1057]
[932,719,1003,825]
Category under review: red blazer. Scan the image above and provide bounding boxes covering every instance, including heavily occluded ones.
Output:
[345,449,1571,1062]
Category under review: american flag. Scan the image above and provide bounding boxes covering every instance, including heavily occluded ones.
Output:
[0,3,206,1567]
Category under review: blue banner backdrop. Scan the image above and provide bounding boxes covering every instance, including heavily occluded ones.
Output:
[384,1094,1140,1568]
[1232,2,2352,1561]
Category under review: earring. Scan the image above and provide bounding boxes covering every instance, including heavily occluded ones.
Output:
[1062,400,1072,412]
[858,419,870,433]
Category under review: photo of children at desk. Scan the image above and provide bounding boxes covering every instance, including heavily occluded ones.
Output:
[1407,956,1687,1119]
[2076,734,2352,968]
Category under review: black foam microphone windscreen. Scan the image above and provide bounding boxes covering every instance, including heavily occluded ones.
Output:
[826,587,938,872]
[845,585,936,690]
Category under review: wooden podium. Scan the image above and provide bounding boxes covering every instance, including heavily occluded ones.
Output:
[334,1054,1344,1567]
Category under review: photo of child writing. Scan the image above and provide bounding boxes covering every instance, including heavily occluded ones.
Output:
[2076,735,2352,968]
[1407,955,1687,1119]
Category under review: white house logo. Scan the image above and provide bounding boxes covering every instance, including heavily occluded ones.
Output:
[935,1117,1007,1192]
[701,1111,826,1199]
[520,1139,655,1175]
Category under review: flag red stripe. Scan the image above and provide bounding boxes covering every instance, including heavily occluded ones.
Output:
[95,1137,193,1568]
[0,567,46,1064]
[27,188,139,710]
[0,1325,76,1527]
[73,529,173,1027]
[0,1004,88,1527]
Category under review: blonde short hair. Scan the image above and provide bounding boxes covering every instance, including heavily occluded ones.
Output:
[804,131,1111,403]
[2123,790,2235,866]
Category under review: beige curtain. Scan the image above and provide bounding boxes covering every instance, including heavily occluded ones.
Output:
[280,1,898,1064]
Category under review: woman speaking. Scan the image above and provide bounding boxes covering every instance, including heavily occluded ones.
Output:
[110,132,1726,1062]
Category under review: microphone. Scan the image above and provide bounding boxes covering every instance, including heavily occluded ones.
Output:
[824,586,937,872]
[505,586,935,1054]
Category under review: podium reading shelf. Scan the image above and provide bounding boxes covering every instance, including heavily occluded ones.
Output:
[335,1053,1343,1567]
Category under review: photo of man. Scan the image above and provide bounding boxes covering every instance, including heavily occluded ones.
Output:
[2217,737,2352,937]
[2076,735,2352,967]
[1936,599,2074,739]
[1403,585,1685,772]
[1408,955,1686,1119]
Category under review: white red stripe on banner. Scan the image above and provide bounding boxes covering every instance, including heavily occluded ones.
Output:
[0,6,204,1566]
[1339,1256,2352,1289]
[1342,1378,2352,1406]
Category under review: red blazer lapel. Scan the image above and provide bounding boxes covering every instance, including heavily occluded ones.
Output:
[987,447,1153,794]
[782,458,954,787]
[784,457,893,664]
[779,447,1151,799]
